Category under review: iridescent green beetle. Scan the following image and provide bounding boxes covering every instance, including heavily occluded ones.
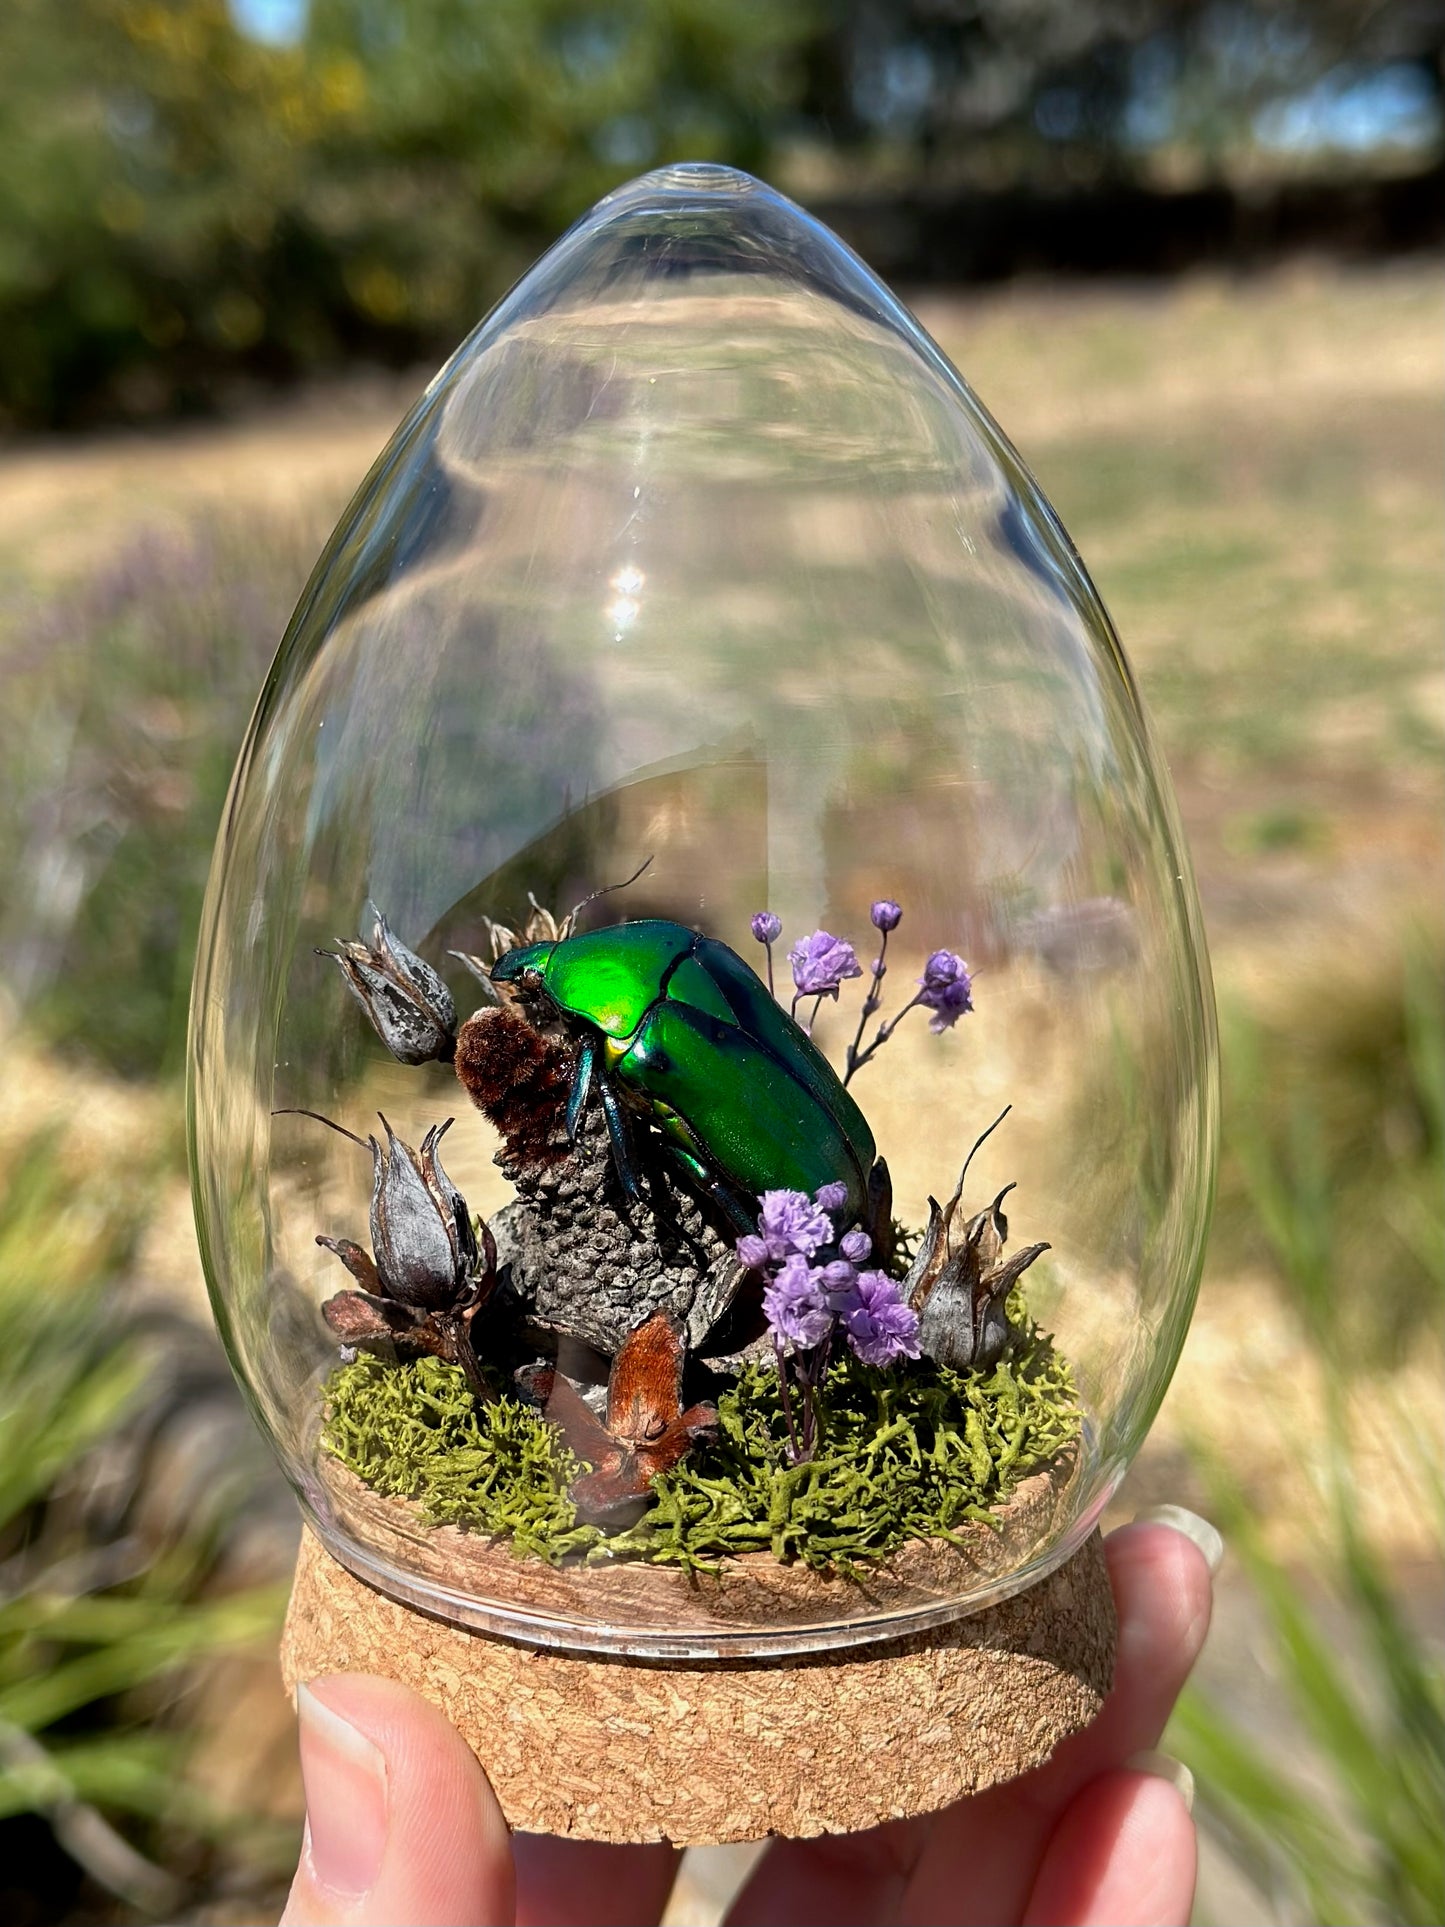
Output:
[489,919,875,1229]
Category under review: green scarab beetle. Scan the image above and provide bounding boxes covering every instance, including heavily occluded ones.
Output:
[489,919,876,1230]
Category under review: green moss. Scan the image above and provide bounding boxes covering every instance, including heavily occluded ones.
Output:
[320,1321,1080,1575]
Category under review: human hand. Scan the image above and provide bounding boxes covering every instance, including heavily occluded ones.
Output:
[280,1510,1219,1927]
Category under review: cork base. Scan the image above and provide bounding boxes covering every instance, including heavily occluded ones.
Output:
[281,1527,1116,1843]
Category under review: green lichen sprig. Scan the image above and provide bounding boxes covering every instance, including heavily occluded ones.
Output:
[321,1353,598,1563]
[320,1310,1079,1575]
[627,1329,1078,1573]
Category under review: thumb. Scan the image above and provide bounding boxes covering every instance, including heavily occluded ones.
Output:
[281,1673,514,1926]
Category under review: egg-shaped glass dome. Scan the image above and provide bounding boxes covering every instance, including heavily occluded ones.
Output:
[189,164,1216,1658]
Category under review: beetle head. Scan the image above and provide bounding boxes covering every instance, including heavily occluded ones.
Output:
[488,941,571,1037]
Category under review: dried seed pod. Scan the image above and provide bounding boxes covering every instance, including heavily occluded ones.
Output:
[312,1114,496,1317]
[906,1166,1049,1374]
[321,907,457,1065]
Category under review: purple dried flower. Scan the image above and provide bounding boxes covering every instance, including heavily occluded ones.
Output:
[841,1270,921,1367]
[816,1259,859,1300]
[751,911,782,945]
[813,1180,849,1214]
[757,1188,833,1262]
[788,930,862,999]
[762,1254,835,1349]
[840,1229,872,1263]
[870,899,902,933]
[736,1233,769,1271]
[918,950,975,1032]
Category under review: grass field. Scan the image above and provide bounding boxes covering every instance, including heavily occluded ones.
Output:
[0,260,1439,1924]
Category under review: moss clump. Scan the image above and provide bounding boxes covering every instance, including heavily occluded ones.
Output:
[321,1324,1080,1574]
[321,1357,599,1563]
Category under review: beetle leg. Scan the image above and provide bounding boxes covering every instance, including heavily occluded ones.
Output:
[665,1146,757,1237]
[566,1039,596,1144]
[598,1072,646,1210]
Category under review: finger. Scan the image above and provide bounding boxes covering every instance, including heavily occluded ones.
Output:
[899,1519,1214,1925]
[1023,1768,1197,1927]
[1025,1517,1216,1805]
[513,1836,681,1927]
[727,1515,1215,1927]
[281,1673,514,1927]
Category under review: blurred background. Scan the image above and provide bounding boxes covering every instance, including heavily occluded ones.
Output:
[0,2,1440,1921]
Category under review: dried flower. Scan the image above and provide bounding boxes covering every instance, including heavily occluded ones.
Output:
[736,1233,770,1271]
[310,1113,497,1401]
[788,930,862,1000]
[918,950,974,1032]
[757,1188,833,1262]
[750,911,782,945]
[453,1006,576,1174]
[321,909,457,1065]
[870,899,902,933]
[318,1118,484,1311]
[525,1312,718,1521]
[840,1228,872,1263]
[762,1254,835,1349]
[903,1119,1050,1373]
[816,1258,859,1299]
[813,1180,849,1215]
[841,1270,921,1367]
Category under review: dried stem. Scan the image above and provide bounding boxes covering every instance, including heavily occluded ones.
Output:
[844,926,891,1081]
[843,990,928,1087]
[775,1337,803,1463]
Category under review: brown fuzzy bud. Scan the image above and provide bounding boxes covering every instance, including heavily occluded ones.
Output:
[454,1006,575,1171]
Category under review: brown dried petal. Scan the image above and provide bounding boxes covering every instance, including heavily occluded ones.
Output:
[523,898,563,943]
[316,1234,382,1295]
[529,1314,718,1521]
[320,1288,417,1343]
[606,1310,685,1444]
[569,1404,719,1521]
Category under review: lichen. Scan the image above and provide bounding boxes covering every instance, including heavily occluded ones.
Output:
[320,1310,1080,1574]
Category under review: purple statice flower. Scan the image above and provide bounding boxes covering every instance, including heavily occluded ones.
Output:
[841,1270,921,1367]
[751,911,782,945]
[870,899,902,933]
[757,1188,833,1262]
[813,1180,848,1215]
[840,1228,872,1263]
[788,930,862,1000]
[918,950,975,1032]
[762,1254,834,1350]
[736,1234,770,1271]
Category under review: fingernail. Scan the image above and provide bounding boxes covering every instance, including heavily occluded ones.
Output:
[297,1679,389,1900]
[1132,1504,1224,1575]
[1127,1749,1195,1814]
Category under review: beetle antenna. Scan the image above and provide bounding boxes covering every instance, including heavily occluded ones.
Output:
[563,855,654,936]
[272,1107,372,1152]
[945,1105,1012,1212]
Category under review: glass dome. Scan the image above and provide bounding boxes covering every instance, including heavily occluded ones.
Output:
[188,164,1216,1659]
